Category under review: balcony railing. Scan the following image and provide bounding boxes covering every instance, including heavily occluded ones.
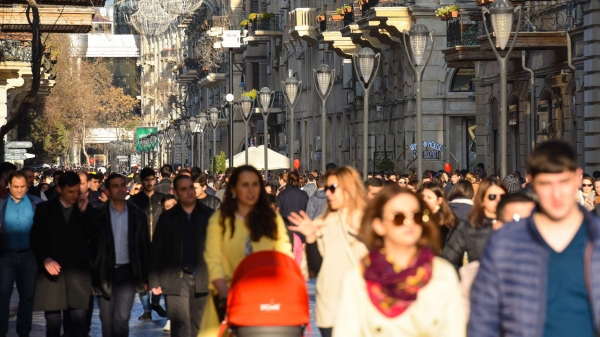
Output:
[517,0,573,32]
[0,40,32,63]
[361,0,411,13]
[273,91,285,108]
[317,11,344,33]
[446,13,487,47]
[250,14,281,32]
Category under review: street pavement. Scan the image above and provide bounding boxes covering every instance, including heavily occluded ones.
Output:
[7,285,169,337]
[7,281,321,337]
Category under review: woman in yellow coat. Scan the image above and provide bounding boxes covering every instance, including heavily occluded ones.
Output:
[199,165,292,337]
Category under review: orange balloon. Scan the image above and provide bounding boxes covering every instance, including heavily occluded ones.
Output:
[293,159,301,170]
[444,162,452,173]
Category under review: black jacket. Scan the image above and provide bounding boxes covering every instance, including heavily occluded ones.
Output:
[28,185,42,198]
[88,190,104,209]
[30,198,94,311]
[448,199,473,226]
[154,179,172,195]
[149,201,213,295]
[89,201,150,298]
[277,187,309,244]
[198,194,221,211]
[441,218,494,270]
[129,191,164,239]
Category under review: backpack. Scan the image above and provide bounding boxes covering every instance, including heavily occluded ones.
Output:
[218,251,310,337]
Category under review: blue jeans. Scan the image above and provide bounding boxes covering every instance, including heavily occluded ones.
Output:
[0,250,37,336]
[139,292,161,312]
[97,266,136,337]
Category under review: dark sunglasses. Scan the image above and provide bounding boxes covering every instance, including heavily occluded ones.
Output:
[386,209,431,226]
[488,194,504,201]
[324,184,339,194]
[583,183,593,187]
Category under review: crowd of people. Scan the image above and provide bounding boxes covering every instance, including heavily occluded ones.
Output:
[0,139,598,337]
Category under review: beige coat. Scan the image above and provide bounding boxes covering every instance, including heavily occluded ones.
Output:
[333,257,466,337]
[315,209,368,328]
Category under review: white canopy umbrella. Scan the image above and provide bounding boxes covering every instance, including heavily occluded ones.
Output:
[226,145,291,170]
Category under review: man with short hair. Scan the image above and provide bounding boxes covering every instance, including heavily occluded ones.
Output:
[365,178,384,200]
[387,173,397,182]
[44,170,63,200]
[0,163,17,199]
[149,175,213,337]
[495,192,536,225]
[22,167,45,200]
[0,171,43,337]
[302,174,317,198]
[215,167,235,201]
[398,174,408,188]
[192,174,221,211]
[306,176,327,220]
[129,168,166,320]
[446,169,461,195]
[470,140,600,336]
[30,172,92,337]
[154,165,174,195]
[89,173,150,337]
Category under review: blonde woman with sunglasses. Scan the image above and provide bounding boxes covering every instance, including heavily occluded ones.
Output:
[288,166,368,337]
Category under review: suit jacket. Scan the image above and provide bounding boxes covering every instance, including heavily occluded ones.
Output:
[89,201,150,298]
[30,197,93,311]
[129,191,164,239]
[149,201,213,295]
[154,179,172,195]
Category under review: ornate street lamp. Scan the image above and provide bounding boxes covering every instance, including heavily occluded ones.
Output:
[178,118,189,166]
[313,64,334,175]
[403,23,435,181]
[258,87,274,180]
[209,108,220,173]
[150,133,158,168]
[188,116,197,167]
[225,93,235,166]
[482,0,522,178]
[198,114,208,171]
[353,47,381,181]
[157,130,165,166]
[240,95,255,165]
[166,125,176,165]
[283,72,302,170]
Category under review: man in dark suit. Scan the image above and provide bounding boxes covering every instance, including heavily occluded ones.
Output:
[154,165,173,195]
[149,175,213,337]
[30,172,92,337]
[89,173,150,337]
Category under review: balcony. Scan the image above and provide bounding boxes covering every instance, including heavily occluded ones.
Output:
[357,0,412,38]
[198,66,225,88]
[341,8,388,50]
[0,40,32,63]
[315,11,359,57]
[0,6,96,33]
[250,14,282,36]
[290,8,318,45]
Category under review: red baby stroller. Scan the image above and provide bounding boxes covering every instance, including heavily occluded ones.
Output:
[217,251,310,337]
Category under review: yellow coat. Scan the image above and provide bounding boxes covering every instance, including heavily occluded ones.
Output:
[198,211,293,337]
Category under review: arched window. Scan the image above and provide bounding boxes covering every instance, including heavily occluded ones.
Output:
[450,68,475,92]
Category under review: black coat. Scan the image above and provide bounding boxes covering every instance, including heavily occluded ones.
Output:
[129,191,164,239]
[89,201,150,298]
[198,194,221,211]
[154,179,172,195]
[149,201,213,295]
[449,199,473,226]
[441,219,494,270]
[30,198,93,311]
[277,187,309,244]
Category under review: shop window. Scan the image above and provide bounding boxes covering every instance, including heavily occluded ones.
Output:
[450,68,475,92]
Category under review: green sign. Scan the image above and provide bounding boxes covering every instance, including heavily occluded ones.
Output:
[135,127,158,152]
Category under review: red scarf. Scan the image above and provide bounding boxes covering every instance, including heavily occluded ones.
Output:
[362,247,434,318]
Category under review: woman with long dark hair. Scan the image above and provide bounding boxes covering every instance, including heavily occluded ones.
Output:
[442,177,507,270]
[420,182,459,246]
[199,165,292,337]
[334,185,465,336]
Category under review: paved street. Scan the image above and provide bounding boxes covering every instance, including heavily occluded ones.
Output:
[7,285,169,337]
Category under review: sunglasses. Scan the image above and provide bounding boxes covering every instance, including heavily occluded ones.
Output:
[386,209,431,226]
[398,180,406,184]
[487,194,504,201]
[324,184,339,194]
[583,183,593,187]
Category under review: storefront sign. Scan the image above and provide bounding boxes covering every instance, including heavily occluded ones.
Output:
[409,141,443,160]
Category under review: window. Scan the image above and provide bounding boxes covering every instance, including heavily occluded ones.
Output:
[451,68,475,92]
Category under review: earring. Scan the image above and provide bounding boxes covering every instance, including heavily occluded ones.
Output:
[232,194,237,199]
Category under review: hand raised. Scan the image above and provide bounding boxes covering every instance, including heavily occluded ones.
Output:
[287,211,325,244]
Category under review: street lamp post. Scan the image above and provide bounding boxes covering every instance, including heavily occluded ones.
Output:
[157,130,165,166]
[403,24,435,181]
[240,95,254,165]
[209,108,220,173]
[313,64,334,175]
[483,0,522,178]
[188,117,197,167]
[178,118,189,167]
[283,72,301,169]
[198,114,208,171]
[258,87,274,180]
[226,93,235,165]
[166,125,176,165]
[354,47,381,181]
[150,133,158,167]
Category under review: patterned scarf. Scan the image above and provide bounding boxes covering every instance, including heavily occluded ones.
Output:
[362,247,434,318]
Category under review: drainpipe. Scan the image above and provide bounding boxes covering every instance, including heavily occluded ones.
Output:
[522,50,535,156]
